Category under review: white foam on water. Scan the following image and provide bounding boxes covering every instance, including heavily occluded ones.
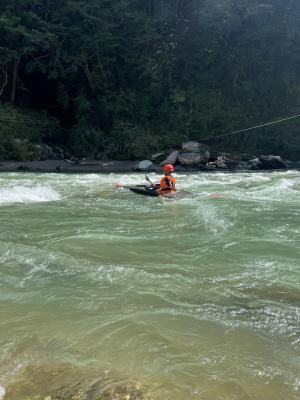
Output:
[0,184,61,205]
[0,386,5,400]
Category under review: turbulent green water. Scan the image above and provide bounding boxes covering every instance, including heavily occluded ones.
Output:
[0,171,299,400]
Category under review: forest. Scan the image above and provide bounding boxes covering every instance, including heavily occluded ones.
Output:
[0,0,300,161]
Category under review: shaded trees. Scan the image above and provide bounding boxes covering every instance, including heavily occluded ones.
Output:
[0,0,299,159]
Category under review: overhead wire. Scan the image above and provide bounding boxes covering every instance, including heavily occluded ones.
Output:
[203,113,300,142]
[1,111,300,138]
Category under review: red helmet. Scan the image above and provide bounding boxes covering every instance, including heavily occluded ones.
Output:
[162,163,174,173]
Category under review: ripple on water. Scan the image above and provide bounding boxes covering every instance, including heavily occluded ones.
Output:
[0,171,300,400]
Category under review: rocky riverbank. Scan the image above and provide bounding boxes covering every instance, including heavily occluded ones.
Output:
[0,141,299,173]
[135,141,300,172]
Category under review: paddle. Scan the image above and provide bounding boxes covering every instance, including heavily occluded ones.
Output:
[115,175,154,189]
[115,182,146,189]
[145,174,154,186]
[145,175,161,189]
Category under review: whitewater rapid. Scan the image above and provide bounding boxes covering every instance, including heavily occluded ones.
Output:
[0,171,299,400]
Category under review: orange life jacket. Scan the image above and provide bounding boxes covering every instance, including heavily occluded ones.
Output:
[160,175,176,192]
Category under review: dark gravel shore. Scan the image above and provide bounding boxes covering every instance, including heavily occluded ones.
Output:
[0,159,139,173]
[0,159,299,173]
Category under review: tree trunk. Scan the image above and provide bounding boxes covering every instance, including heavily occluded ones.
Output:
[176,0,182,18]
[149,0,154,17]
[10,57,21,104]
[0,65,8,97]
[83,63,96,92]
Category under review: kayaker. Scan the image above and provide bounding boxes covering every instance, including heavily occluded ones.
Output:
[156,164,176,195]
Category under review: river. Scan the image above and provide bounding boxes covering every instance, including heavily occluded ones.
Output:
[0,171,299,400]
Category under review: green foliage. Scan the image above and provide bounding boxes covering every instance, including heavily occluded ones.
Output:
[70,126,106,159]
[70,121,180,160]
[0,0,300,160]
[0,104,60,160]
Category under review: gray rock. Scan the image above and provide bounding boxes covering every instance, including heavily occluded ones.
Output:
[178,152,202,166]
[214,156,227,168]
[285,161,300,170]
[151,152,167,164]
[205,162,217,170]
[214,155,241,169]
[248,155,287,170]
[136,160,153,171]
[259,155,287,170]
[201,150,210,163]
[182,141,210,160]
[240,154,257,162]
[182,141,201,152]
[249,158,263,170]
[160,150,179,166]
[178,147,211,166]
[237,161,251,170]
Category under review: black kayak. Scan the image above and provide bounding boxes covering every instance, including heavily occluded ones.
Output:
[126,185,192,199]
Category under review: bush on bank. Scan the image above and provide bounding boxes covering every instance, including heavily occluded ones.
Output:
[0,105,61,161]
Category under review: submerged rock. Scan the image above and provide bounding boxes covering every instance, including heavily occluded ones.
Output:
[4,364,153,400]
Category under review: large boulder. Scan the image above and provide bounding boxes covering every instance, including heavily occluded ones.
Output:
[135,160,153,171]
[178,152,202,166]
[259,155,287,170]
[182,141,202,152]
[178,144,210,166]
[160,150,179,166]
[181,141,210,160]
[248,156,287,170]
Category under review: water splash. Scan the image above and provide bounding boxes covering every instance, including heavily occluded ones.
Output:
[0,386,5,400]
[0,184,60,205]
